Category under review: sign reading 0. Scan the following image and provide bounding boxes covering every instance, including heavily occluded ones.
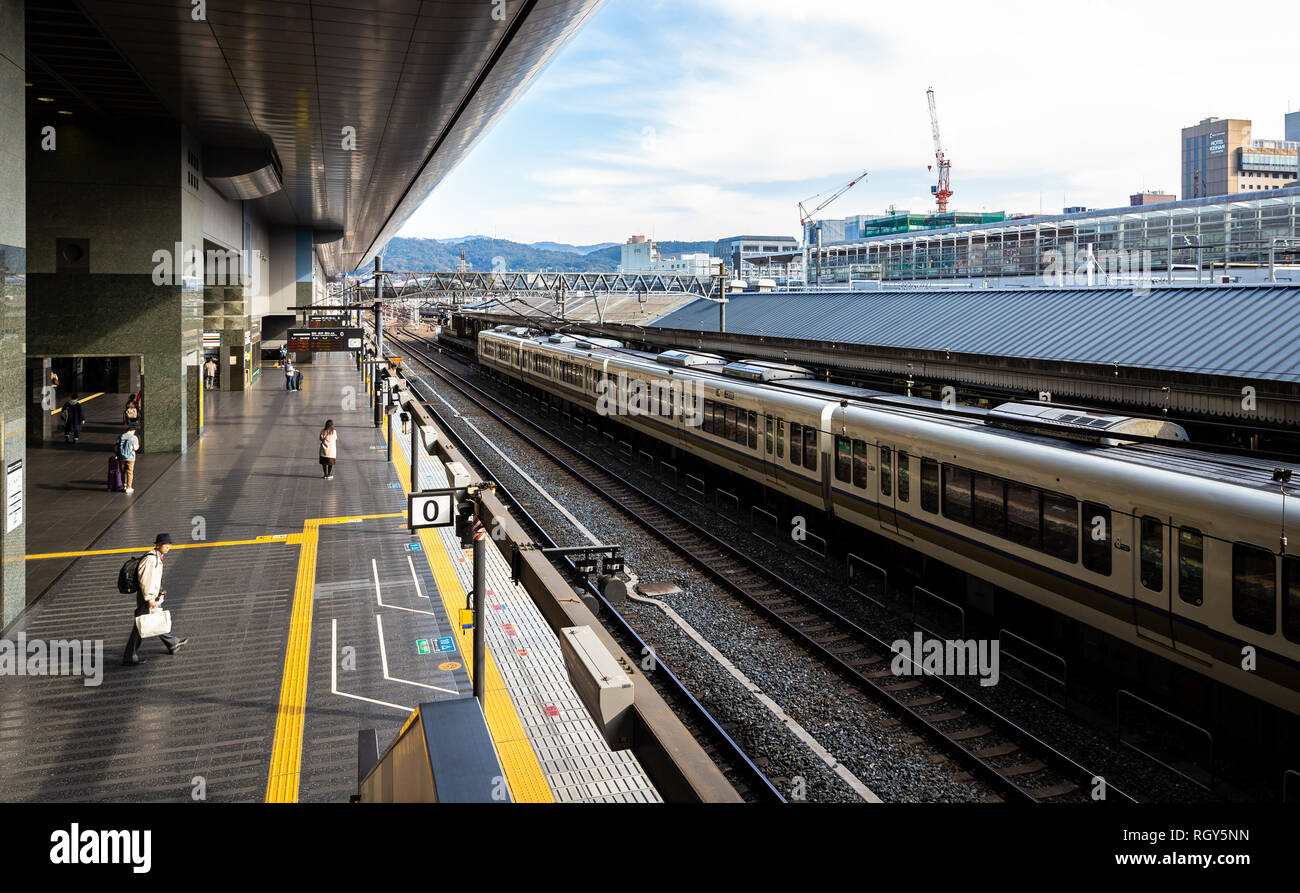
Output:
[408,489,456,530]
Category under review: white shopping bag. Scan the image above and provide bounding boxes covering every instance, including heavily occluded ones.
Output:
[135,610,172,638]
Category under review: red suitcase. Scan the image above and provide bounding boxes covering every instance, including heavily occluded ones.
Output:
[108,455,123,492]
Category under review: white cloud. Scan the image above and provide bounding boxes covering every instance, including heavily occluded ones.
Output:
[402,0,1298,244]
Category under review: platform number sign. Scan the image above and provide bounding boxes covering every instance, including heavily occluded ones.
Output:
[408,489,455,530]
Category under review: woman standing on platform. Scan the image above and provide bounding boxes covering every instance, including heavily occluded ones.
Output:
[319,420,338,479]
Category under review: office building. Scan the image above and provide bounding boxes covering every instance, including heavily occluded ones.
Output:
[1181,117,1299,198]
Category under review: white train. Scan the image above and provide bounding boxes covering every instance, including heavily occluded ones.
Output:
[476,326,1300,716]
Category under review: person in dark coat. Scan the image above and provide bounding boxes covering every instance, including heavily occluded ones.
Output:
[61,393,86,443]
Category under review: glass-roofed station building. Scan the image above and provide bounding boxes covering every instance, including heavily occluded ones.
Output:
[805,186,1300,288]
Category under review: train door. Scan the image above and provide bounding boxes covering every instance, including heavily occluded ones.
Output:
[763,414,778,485]
[877,442,898,535]
[1132,511,1174,647]
[1168,519,1214,663]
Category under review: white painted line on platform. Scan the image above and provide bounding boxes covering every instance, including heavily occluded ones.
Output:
[407,554,426,599]
[330,618,409,713]
[373,556,436,615]
[375,614,457,695]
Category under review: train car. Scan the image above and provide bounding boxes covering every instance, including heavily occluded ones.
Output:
[477,328,1300,716]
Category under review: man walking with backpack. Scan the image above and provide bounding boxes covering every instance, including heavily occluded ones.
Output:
[117,424,140,494]
[121,533,188,666]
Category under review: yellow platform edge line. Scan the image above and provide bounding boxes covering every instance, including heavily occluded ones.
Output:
[389,425,553,803]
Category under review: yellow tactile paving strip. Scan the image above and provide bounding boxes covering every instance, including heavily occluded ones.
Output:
[263,511,404,803]
[389,427,554,803]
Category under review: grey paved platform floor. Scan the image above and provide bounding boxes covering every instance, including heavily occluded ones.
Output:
[1,356,451,802]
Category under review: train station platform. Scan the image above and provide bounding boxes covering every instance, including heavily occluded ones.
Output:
[1,354,659,803]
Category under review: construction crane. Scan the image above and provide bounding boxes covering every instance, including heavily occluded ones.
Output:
[798,170,869,227]
[926,87,953,212]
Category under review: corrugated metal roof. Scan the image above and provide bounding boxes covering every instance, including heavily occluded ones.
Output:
[649,286,1300,382]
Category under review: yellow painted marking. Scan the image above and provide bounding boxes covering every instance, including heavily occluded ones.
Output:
[26,535,304,561]
[261,510,402,803]
[266,518,320,803]
[438,661,462,671]
[49,392,105,414]
[387,424,553,803]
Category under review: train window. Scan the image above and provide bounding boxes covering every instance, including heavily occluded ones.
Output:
[1139,517,1165,591]
[973,474,1005,535]
[1007,483,1041,549]
[776,420,785,459]
[748,411,758,449]
[714,402,726,438]
[880,447,892,497]
[1284,557,1300,644]
[765,417,774,455]
[802,426,817,472]
[1081,502,1111,576]
[898,452,911,503]
[1177,528,1204,606]
[703,400,715,435]
[724,405,737,442]
[790,423,803,466]
[852,440,869,489]
[942,465,971,524]
[834,437,851,483]
[1042,494,1079,563]
[1232,543,1276,634]
[920,459,939,513]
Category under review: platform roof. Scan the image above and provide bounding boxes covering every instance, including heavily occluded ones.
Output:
[650,286,1300,382]
[25,0,604,276]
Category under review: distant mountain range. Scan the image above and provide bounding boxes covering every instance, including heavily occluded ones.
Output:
[379,236,718,273]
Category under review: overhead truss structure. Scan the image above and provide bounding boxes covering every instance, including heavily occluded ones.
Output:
[327,269,724,310]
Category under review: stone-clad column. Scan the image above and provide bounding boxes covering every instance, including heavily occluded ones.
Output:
[26,119,203,454]
[0,0,26,628]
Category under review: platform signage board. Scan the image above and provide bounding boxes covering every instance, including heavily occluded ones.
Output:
[287,327,363,351]
[408,489,455,530]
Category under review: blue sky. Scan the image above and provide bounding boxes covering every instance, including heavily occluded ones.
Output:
[397,0,1299,246]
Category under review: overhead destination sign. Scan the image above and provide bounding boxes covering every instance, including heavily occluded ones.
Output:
[287,327,363,351]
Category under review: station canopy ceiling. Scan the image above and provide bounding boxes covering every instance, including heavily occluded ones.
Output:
[26,0,604,276]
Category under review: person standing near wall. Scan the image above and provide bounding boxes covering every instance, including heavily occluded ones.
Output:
[118,424,141,495]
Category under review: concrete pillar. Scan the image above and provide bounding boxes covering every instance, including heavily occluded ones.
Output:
[26,116,203,454]
[0,0,25,627]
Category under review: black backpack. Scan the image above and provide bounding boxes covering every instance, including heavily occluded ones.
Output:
[117,553,146,594]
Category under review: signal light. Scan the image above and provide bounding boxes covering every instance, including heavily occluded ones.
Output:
[455,501,476,548]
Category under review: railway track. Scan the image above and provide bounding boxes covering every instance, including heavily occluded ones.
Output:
[389,328,1136,803]
[388,335,783,803]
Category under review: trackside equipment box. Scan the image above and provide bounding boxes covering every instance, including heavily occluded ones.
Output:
[560,625,634,749]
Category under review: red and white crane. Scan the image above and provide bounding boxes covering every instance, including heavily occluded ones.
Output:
[926,87,953,212]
